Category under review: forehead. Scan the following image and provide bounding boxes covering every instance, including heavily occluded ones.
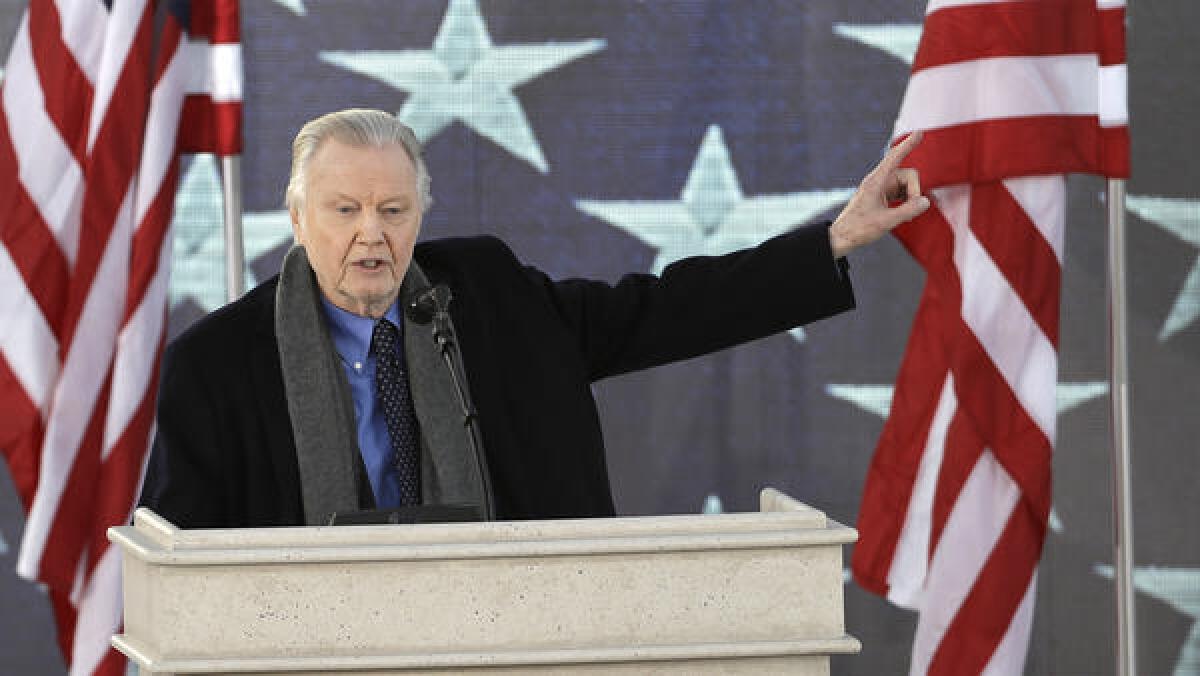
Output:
[306,139,416,195]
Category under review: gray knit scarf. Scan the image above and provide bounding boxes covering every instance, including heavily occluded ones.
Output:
[275,246,491,525]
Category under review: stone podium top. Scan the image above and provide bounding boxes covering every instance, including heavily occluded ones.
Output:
[110,487,856,567]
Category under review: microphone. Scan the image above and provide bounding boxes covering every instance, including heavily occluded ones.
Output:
[401,281,494,519]
[404,285,452,325]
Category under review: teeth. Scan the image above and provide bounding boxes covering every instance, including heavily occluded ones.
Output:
[361,260,378,269]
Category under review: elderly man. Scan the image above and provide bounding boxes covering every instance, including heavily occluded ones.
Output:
[139,108,927,529]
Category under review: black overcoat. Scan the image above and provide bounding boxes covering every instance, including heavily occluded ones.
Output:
[139,224,854,528]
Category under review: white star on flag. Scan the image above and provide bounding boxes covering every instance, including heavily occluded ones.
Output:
[576,124,853,342]
[1127,195,1200,341]
[320,0,605,173]
[170,155,295,312]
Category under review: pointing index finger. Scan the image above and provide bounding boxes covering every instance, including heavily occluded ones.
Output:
[881,130,923,172]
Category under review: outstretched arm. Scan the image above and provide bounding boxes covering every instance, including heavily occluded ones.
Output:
[829,131,929,259]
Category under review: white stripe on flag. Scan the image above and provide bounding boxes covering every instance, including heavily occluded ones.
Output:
[896,55,1103,137]
[909,450,1022,676]
[925,0,1010,15]
[0,243,58,414]
[180,40,244,102]
[17,185,135,579]
[135,47,190,224]
[53,0,107,84]
[210,43,243,101]
[104,224,171,456]
[981,573,1037,675]
[3,15,84,264]
[887,372,958,609]
[1004,176,1066,263]
[67,543,123,676]
[86,0,149,152]
[1098,64,1128,127]
[946,186,1059,441]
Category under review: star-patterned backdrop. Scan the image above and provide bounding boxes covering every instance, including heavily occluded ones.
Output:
[1,1,1197,674]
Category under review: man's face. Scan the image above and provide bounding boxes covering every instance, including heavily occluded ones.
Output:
[291,140,422,317]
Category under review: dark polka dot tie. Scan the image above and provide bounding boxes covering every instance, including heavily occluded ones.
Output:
[370,318,421,507]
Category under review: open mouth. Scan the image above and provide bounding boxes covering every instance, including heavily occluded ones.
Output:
[354,258,388,270]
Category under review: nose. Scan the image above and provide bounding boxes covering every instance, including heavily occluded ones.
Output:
[357,210,385,244]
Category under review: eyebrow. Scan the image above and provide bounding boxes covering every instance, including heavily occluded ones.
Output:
[325,193,410,205]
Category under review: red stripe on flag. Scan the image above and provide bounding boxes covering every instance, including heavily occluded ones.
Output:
[28,0,93,163]
[126,160,179,323]
[153,14,185,86]
[48,587,78,663]
[852,295,950,596]
[853,206,960,596]
[967,183,1062,347]
[909,117,1130,190]
[87,348,163,577]
[926,314,1054,553]
[1100,124,1130,177]
[928,505,1046,674]
[95,645,128,676]
[928,406,986,558]
[914,0,1101,73]
[190,0,242,43]
[0,114,69,331]
[178,98,243,155]
[952,337,1053,520]
[60,3,155,350]
[0,358,41,508]
[36,370,113,592]
[1097,7,1126,66]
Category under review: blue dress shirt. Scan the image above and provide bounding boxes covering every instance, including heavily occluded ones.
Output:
[320,298,407,508]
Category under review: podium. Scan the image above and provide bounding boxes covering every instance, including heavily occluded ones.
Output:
[109,489,859,674]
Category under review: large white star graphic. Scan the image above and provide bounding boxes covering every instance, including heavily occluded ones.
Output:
[1095,564,1200,676]
[169,154,295,312]
[833,23,924,66]
[319,0,605,174]
[825,381,1109,534]
[270,0,307,16]
[576,125,854,343]
[1127,195,1200,341]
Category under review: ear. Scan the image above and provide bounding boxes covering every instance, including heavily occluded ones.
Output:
[289,206,304,244]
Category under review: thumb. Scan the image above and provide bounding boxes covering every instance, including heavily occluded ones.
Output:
[888,195,931,228]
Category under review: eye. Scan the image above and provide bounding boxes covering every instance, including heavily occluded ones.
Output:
[336,204,357,215]
[382,206,406,218]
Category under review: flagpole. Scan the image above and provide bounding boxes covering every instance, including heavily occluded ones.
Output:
[1107,176,1137,676]
[221,154,245,302]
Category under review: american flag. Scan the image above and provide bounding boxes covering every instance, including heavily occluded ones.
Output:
[853,0,1129,674]
[0,1,240,673]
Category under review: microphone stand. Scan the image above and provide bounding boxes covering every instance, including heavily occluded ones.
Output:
[416,287,494,520]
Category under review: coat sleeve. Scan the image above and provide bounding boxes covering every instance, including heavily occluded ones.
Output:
[138,339,231,528]
[528,221,856,381]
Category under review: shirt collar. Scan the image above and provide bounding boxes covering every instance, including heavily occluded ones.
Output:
[320,296,403,366]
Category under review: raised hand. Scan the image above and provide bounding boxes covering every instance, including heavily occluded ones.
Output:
[828,131,929,258]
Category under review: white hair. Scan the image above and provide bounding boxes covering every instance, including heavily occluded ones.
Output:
[285,108,432,213]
